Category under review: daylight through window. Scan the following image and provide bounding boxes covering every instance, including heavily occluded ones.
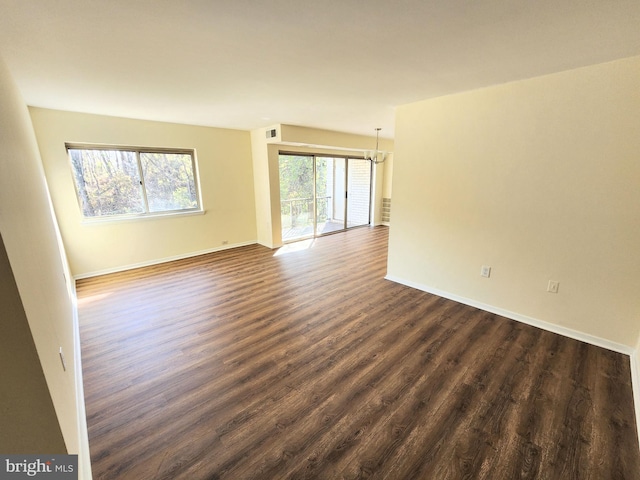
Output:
[66,145,201,219]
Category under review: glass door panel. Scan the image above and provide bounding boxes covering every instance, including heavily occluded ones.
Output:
[279,154,315,242]
[316,157,345,235]
[279,154,372,243]
[346,159,372,228]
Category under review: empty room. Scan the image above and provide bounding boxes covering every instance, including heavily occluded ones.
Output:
[1,1,640,479]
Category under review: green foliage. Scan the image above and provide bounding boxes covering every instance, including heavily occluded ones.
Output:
[279,155,334,228]
[141,153,197,212]
[69,148,198,218]
[278,155,313,200]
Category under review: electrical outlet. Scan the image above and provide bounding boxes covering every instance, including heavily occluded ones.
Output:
[480,265,491,278]
[547,280,559,293]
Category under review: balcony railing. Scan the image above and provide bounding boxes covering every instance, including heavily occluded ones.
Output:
[281,196,333,228]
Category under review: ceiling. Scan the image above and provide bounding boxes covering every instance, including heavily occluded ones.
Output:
[1,0,639,138]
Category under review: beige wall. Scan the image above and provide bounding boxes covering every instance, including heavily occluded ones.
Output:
[382,153,394,200]
[388,56,640,348]
[0,57,88,470]
[266,144,284,247]
[30,108,257,277]
[279,124,394,152]
[635,338,640,446]
[250,128,281,248]
[0,233,66,453]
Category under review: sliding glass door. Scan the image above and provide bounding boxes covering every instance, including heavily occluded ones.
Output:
[279,154,371,242]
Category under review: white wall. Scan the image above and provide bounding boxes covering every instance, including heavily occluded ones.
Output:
[30,108,257,277]
[0,56,91,476]
[388,56,640,349]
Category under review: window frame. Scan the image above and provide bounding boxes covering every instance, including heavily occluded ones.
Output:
[65,143,203,222]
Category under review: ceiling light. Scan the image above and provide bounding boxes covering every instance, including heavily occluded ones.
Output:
[364,128,386,164]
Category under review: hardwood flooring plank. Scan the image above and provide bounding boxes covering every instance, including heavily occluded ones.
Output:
[76,226,640,479]
[264,302,475,479]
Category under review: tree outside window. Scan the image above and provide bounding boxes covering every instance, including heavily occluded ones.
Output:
[67,146,200,219]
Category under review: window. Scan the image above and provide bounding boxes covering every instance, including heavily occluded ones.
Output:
[66,145,201,219]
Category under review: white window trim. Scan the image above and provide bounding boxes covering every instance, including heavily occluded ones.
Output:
[79,209,206,225]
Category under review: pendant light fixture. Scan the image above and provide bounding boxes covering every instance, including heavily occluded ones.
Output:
[364,128,387,164]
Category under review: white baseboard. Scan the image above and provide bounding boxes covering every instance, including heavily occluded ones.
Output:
[384,275,634,355]
[71,292,92,479]
[73,240,257,279]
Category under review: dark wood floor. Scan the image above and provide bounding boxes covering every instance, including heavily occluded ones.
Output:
[77,226,640,479]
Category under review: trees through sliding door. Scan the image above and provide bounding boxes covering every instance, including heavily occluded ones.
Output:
[279,154,372,242]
